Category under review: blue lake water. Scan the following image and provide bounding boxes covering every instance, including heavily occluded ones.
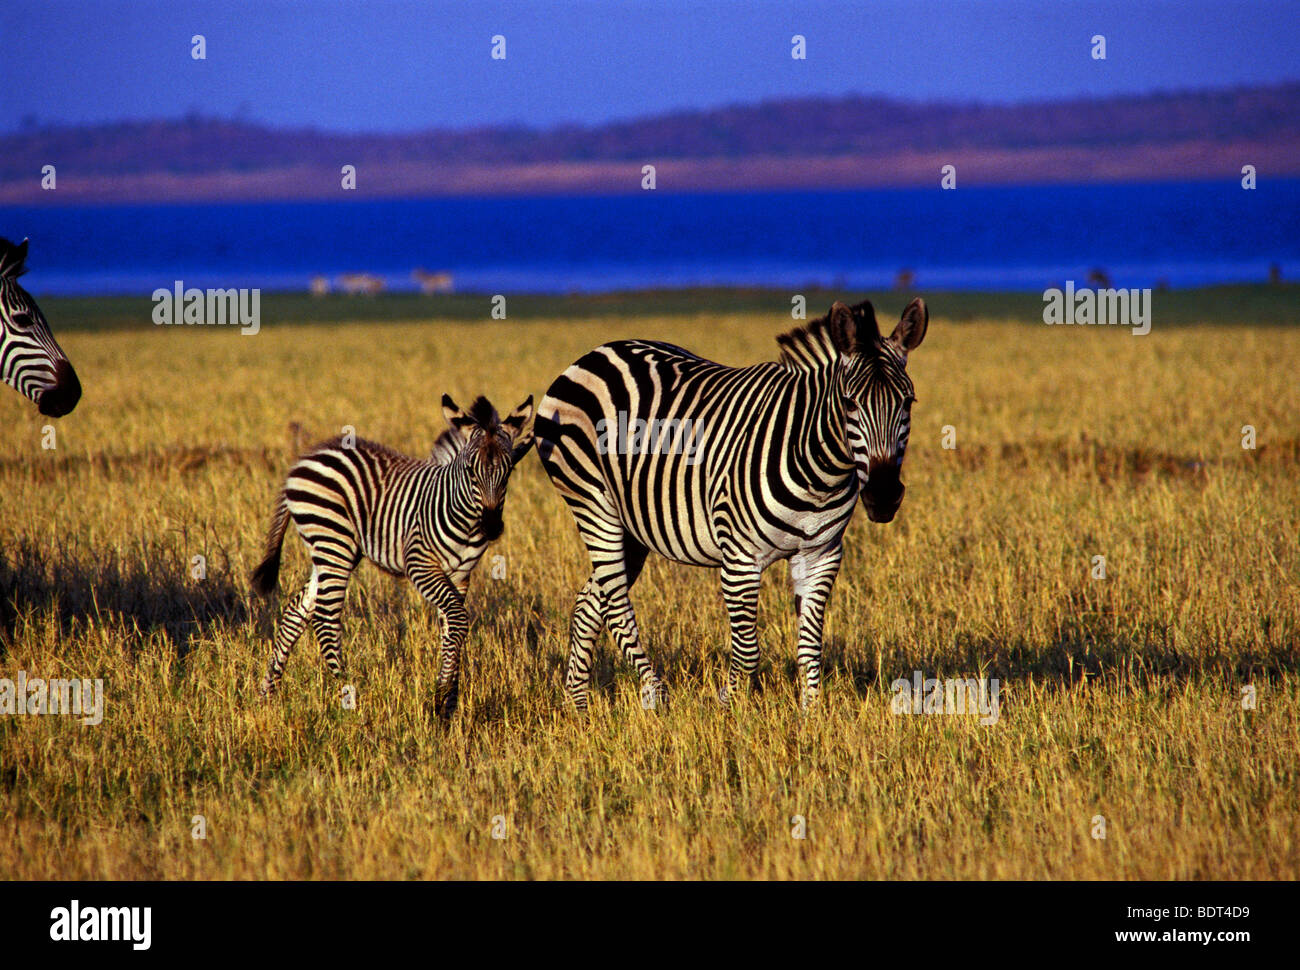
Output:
[3,181,1298,295]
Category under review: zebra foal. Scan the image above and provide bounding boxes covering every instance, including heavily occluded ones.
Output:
[251,394,534,716]
[536,299,927,711]
[1,237,81,417]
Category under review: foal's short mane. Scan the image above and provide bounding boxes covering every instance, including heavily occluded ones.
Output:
[466,396,500,430]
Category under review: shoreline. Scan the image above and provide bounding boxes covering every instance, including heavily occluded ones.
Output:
[36,283,1300,333]
[5,141,1297,206]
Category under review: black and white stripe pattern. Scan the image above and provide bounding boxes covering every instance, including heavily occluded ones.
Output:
[0,237,81,417]
[429,427,465,464]
[535,299,928,710]
[251,394,534,716]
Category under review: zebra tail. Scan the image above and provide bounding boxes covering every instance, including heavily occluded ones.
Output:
[250,495,290,596]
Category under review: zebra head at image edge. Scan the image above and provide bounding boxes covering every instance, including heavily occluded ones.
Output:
[0,237,81,417]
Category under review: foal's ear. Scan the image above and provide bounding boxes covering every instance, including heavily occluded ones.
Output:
[504,395,535,463]
[442,394,478,441]
[889,298,928,355]
[503,394,534,435]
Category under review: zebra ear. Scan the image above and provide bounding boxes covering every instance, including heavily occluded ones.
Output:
[504,395,535,463]
[510,429,535,465]
[502,394,534,436]
[0,237,29,280]
[889,298,928,354]
[442,394,477,440]
[827,303,855,354]
[828,300,878,355]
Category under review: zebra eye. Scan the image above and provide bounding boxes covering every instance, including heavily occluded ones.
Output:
[8,312,32,330]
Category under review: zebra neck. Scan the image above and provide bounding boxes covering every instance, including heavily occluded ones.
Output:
[421,458,481,522]
[797,368,856,479]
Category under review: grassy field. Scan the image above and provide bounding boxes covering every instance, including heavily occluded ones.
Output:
[2,291,1298,879]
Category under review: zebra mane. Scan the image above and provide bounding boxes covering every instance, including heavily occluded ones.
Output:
[430,427,465,464]
[776,301,879,370]
[0,237,29,280]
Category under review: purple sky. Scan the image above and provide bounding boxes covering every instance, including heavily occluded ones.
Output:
[4,0,1299,132]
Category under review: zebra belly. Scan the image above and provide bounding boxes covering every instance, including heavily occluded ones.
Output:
[611,451,724,566]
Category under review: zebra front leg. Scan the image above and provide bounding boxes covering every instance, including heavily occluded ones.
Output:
[790,542,843,710]
[718,555,763,706]
[564,577,605,713]
[407,557,468,718]
[260,579,314,697]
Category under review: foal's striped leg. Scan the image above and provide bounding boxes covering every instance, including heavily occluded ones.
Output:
[406,551,468,718]
[307,555,356,680]
[261,576,314,696]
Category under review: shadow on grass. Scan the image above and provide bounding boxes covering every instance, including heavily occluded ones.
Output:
[813,623,1300,701]
[0,536,247,666]
[548,613,1299,711]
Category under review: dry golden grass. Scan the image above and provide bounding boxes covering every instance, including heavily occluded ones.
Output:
[2,308,1298,879]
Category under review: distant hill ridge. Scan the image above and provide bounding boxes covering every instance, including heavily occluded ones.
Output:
[4,83,1297,201]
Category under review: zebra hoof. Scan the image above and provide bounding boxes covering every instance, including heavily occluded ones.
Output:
[638,681,668,712]
[434,690,459,720]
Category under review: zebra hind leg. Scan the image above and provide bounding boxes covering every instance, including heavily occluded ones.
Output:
[260,574,316,697]
[566,532,654,712]
[595,537,664,711]
[564,577,605,712]
[306,557,356,683]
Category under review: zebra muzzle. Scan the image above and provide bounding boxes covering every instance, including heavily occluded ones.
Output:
[482,507,504,540]
[862,465,904,523]
[37,358,81,417]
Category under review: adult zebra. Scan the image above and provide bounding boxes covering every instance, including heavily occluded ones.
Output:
[535,298,927,711]
[0,238,81,417]
[251,394,534,716]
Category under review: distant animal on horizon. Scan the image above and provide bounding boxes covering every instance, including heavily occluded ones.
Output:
[251,394,535,717]
[412,268,455,294]
[337,273,385,295]
[0,237,81,418]
[535,298,928,711]
[309,275,330,296]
